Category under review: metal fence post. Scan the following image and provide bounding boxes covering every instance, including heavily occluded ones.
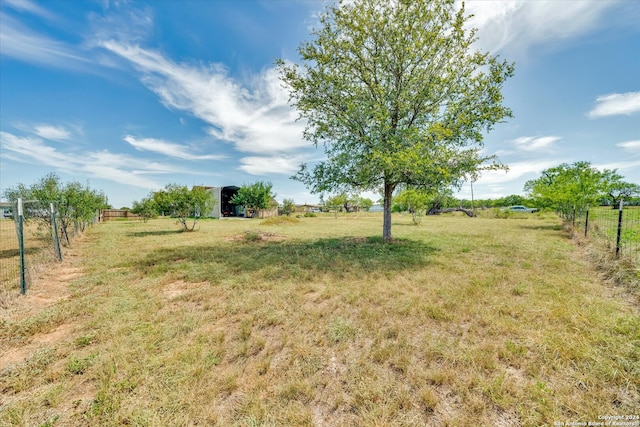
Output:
[17,198,27,294]
[584,204,589,237]
[51,203,62,262]
[615,200,623,258]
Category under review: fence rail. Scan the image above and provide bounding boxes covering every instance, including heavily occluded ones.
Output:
[565,202,640,266]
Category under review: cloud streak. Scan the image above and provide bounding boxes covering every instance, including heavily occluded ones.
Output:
[587,92,640,118]
[124,135,227,161]
[511,135,561,152]
[616,140,640,154]
[101,42,307,174]
[0,13,91,71]
[238,154,308,176]
[475,160,558,185]
[0,131,188,190]
[34,125,72,141]
[463,0,618,55]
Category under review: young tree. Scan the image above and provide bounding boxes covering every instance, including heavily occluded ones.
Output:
[357,196,374,212]
[152,190,173,216]
[394,188,431,225]
[325,193,348,218]
[3,172,108,245]
[58,181,109,242]
[278,0,513,241]
[281,198,296,216]
[163,184,215,231]
[231,181,277,218]
[131,196,158,222]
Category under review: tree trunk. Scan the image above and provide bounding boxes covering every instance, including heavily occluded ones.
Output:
[383,182,395,242]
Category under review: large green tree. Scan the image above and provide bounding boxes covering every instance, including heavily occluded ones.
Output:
[278,0,513,241]
[524,162,605,217]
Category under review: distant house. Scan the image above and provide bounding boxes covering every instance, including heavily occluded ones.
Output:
[295,204,321,213]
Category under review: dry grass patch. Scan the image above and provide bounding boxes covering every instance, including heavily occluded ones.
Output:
[0,215,638,426]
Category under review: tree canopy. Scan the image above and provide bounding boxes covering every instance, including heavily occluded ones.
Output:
[278,0,513,240]
[3,172,108,245]
[133,184,215,231]
[601,170,640,208]
[523,161,639,215]
[231,181,277,217]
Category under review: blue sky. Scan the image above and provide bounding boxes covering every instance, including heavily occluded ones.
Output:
[1,0,639,209]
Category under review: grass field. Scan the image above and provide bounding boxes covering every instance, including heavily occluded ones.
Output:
[1,212,638,426]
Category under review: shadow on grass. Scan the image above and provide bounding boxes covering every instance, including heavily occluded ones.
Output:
[127,230,184,237]
[135,236,438,280]
[0,248,20,260]
[518,224,565,231]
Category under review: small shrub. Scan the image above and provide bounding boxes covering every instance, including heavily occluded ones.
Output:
[261,216,300,225]
[66,355,95,375]
[303,212,317,217]
[493,208,513,219]
[327,317,357,343]
[243,231,263,242]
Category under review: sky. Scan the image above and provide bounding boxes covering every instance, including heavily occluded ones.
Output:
[1,0,639,209]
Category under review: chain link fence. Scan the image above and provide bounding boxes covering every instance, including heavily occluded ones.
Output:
[0,199,63,306]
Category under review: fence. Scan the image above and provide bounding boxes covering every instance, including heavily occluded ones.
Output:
[100,209,140,221]
[0,199,63,303]
[565,201,640,266]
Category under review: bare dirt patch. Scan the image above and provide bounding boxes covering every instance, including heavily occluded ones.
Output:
[0,323,75,371]
[1,246,84,371]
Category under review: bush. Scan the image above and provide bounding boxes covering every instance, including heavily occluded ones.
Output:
[261,216,300,225]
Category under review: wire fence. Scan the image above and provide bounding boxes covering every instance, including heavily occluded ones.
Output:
[564,202,640,266]
[0,199,63,306]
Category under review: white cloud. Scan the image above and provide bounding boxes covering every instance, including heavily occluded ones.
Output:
[238,155,308,176]
[0,13,90,70]
[101,42,307,160]
[595,159,640,173]
[588,92,640,118]
[0,131,185,189]
[616,140,640,153]
[3,0,55,20]
[475,160,558,185]
[511,135,561,152]
[87,2,154,46]
[124,135,226,161]
[462,0,618,55]
[34,124,71,141]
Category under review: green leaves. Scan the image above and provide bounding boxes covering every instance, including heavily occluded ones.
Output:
[230,181,277,215]
[142,184,215,231]
[525,162,611,211]
[3,172,109,245]
[279,0,513,240]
